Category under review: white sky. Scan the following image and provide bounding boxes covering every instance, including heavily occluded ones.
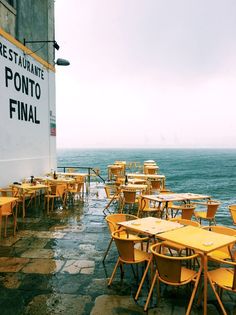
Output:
[55,0,236,149]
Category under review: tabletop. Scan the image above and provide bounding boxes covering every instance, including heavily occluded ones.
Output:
[55,172,88,178]
[118,217,183,236]
[120,184,148,191]
[127,173,165,179]
[157,225,236,253]
[13,183,48,190]
[142,193,211,203]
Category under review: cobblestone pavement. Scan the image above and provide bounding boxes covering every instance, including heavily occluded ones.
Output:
[0,183,235,314]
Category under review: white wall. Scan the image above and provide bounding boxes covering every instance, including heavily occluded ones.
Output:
[0,32,56,186]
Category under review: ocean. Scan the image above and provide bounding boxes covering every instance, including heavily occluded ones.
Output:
[57,148,236,227]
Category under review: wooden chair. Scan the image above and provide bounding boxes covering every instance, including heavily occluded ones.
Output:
[229,205,236,225]
[194,200,220,225]
[139,243,202,313]
[202,225,236,261]
[0,200,17,238]
[108,229,152,298]
[208,257,236,315]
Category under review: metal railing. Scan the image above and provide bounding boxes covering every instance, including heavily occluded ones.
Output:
[57,166,106,184]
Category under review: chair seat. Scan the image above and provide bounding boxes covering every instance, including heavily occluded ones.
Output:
[181,267,197,282]
[208,268,235,289]
[134,248,150,262]
[194,211,211,219]
[208,250,231,261]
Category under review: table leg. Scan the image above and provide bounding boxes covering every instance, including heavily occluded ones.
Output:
[203,253,208,315]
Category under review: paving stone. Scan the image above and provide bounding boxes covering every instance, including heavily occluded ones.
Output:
[25,293,91,315]
[0,257,30,272]
[61,259,95,274]
[21,258,64,274]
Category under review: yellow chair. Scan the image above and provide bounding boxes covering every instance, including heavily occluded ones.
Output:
[108,229,152,297]
[140,243,202,313]
[202,225,236,261]
[194,200,220,225]
[229,204,236,225]
[11,186,36,218]
[170,203,196,220]
[103,213,144,262]
[148,179,162,194]
[103,185,121,215]
[0,200,17,238]
[137,197,164,218]
[44,183,67,214]
[120,189,139,213]
[208,257,236,315]
[67,179,84,203]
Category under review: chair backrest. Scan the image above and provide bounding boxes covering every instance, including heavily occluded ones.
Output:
[181,204,196,220]
[1,201,16,216]
[122,190,137,204]
[151,243,199,284]
[104,185,118,199]
[149,180,162,192]
[105,213,138,234]
[56,184,67,197]
[229,205,236,224]
[138,197,150,211]
[169,218,200,227]
[112,229,139,262]
[202,225,236,253]
[206,201,220,218]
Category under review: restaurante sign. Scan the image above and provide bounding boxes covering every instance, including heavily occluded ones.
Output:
[0,35,49,125]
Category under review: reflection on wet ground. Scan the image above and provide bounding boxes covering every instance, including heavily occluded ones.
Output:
[0,183,235,314]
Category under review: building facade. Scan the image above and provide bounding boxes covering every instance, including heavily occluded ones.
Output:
[0,0,56,186]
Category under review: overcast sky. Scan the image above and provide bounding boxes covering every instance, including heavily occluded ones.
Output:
[55,0,236,148]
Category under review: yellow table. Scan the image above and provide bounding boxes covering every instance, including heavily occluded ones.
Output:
[157,225,236,315]
[120,184,148,191]
[12,183,48,217]
[118,216,183,237]
[141,193,211,219]
[127,173,166,188]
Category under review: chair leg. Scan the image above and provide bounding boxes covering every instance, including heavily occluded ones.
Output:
[0,215,2,239]
[108,258,120,286]
[144,271,158,311]
[4,216,8,237]
[13,207,17,236]
[208,278,227,315]
[135,259,152,301]
[103,238,113,262]
[186,270,202,315]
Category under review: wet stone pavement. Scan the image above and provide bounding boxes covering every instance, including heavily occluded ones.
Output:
[0,183,236,315]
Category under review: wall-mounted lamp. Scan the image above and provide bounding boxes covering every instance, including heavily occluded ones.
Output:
[23,39,60,50]
[55,58,70,66]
